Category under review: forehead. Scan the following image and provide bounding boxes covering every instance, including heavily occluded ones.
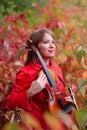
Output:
[42,33,54,40]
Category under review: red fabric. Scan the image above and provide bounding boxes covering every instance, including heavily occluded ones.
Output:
[6,60,66,129]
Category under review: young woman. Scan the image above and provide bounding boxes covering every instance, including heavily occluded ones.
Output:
[7,28,73,129]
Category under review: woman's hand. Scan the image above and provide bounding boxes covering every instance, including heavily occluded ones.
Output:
[65,96,73,103]
[27,72,47,97]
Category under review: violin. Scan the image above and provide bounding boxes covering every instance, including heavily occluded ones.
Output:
[26,40,72,114]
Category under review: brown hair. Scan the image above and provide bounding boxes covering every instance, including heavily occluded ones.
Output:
[25,28,55,65]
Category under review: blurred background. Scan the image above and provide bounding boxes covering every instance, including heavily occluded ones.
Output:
[0,0,87,130]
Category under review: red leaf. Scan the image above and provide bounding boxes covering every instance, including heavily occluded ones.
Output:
[0,26,4,34]
[11,27,19,33]
[5,14,18,23]
[0,56,4,61]
[0,38,4,45]
[66,28,74,40]
[45,20,59,30]
[19,13,29,24]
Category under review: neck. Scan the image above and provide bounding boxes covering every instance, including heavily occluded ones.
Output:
[43,59,50,66]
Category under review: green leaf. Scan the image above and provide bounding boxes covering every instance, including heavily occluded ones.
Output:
[18,48,23,58]
[78,80,87,88]
[54,28,64,39]
[83,20,87,29]
[76,108,87,129]
[78,79,87,95]
[76,50,82,63]
[76,50,86,64]
[83,99,87,107]
[64,50,73,57]
[3,122,19,130]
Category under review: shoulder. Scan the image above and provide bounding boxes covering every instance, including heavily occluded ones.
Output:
[16,62,41,79]
[20,62,42,73]
[20,64,33,72]
[51,61,62,73]
[50,61,64,80]
[18,64,37,77]
[15,63,39,84]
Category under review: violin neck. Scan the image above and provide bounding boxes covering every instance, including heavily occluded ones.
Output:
[35,48,56,87]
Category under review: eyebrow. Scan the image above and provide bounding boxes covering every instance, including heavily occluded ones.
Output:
[42,38,55,41]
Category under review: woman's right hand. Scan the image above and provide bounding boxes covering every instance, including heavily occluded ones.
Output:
[27,72,47,97]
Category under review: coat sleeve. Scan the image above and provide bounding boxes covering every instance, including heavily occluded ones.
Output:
[6,71,32,111]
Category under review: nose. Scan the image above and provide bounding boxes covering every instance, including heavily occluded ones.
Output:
[49,42,56,48]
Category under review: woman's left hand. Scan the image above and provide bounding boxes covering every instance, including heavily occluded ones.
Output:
[65,96,73,103]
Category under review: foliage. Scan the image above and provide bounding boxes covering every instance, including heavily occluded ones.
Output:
[0,0,87,129]
[0,0,50,24]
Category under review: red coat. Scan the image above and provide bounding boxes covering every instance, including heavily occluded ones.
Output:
[6,60,66,129]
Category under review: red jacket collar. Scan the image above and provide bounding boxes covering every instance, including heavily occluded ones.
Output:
[29,60,54,71]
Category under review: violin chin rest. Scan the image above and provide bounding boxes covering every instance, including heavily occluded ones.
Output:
[57,98,72,114]
[63,103,72,114]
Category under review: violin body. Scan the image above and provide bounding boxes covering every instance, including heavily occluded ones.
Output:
[40,69,72,114]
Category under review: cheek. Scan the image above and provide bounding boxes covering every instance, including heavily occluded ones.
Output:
[39,49,47,55]
[38,46,47,53]
[38,48,48,57]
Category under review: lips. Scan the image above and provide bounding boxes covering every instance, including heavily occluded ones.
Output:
[48,50,55,53]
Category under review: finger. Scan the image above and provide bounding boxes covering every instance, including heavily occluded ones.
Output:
[38,73,47,83]
[41,79,47,88]
[32,81,42,92]
[65,97,73,103]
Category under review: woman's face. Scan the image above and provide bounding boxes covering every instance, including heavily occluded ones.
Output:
[38,33,56,60]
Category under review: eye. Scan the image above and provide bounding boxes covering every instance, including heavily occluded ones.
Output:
[42,40,56,44]
[43,41,48,44]
[52,40,56,44]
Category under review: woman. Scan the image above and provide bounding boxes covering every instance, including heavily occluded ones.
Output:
[7,28,73,129]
